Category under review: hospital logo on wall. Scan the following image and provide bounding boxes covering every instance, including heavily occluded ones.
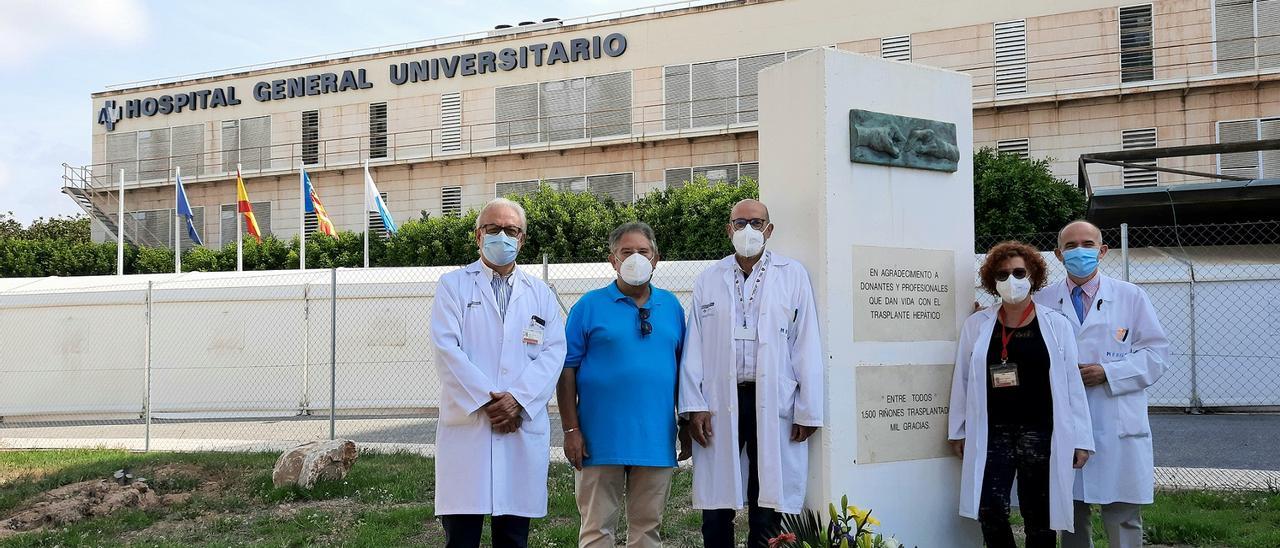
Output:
[98,100,122,132]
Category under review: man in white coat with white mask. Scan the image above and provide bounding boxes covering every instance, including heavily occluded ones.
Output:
[1036,220,1170,548]
[429,197,567,548]
[679,199,825,548]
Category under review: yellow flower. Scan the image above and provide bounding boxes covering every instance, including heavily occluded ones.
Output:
[846,505,880,528]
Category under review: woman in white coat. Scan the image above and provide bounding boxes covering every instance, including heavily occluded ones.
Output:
[948,241,1094,548]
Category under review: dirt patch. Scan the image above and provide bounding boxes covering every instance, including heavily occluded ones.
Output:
[0,479,161,538]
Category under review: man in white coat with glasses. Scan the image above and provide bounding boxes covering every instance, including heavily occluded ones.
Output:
[680,199,825,548]
[430,197,567,548]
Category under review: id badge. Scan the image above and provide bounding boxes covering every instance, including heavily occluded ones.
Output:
[522,320,545,345]
[733,324,758,341]
[989,362,1019,388]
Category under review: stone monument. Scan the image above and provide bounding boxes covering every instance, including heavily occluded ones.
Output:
[758,48,979,545]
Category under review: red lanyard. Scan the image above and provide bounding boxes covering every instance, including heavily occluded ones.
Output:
[999,304,1036,363]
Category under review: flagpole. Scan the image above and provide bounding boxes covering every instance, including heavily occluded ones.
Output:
[237,164,243,272]
[299,166,306,270]
[117,168,125,276]
[363,159,370,269]
[174,166,181,274]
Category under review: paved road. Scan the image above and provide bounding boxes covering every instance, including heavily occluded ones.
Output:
[1150,412,1279,471]
[3,412,1277,471]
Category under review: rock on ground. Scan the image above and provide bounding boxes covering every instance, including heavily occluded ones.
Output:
[272,439,359,489]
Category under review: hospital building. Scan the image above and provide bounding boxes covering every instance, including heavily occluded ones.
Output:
[69,0,1280,247]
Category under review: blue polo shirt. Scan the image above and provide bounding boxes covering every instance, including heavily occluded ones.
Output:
[564,281,685,467]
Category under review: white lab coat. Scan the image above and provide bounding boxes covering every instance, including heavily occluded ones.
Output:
[1035,275,1169,504]
[430,260,567,517]
[678,253,824,514]
[948,304,1094,532]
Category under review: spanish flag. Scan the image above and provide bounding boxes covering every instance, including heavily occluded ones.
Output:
[302,170,337,237]
[235,169,262,243]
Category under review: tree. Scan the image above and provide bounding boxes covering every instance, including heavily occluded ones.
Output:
[973,147,1087,238]
[634,176,759,259]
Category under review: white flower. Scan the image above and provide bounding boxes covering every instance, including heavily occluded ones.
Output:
[882,537,901,548]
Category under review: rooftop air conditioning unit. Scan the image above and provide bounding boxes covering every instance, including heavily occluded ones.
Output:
[487,18,563,37]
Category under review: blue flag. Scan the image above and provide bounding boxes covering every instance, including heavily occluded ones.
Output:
[175,173,203,246]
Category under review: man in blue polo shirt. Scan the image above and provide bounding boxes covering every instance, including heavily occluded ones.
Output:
[556,221,686,548]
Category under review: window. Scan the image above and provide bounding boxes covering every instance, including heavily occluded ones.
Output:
[881,35,912,62]
[125,207,204,248]
[586,72,632,138]
[1120,5,1154,82]
[106,131,139,181]
[666,162,759,189]
[994,19,1028,96]
[304,211,318,237]
[541,79,585,142]
[302,110,319,165]
[221,121,239,172]
[137,128,171,181]
[586,173,634,203]
[737,53,786,123]
[496,173,635,202]
[441,186,462,216]
[171,124,204,176]
[1121,128,1158,187]
[1214,0,1280,72]
[1217,119,1261,178]
[367,192,389,239]
[664,168,692,189]
[664,65,691,130]
[496,73,633,146]
[239,116,271,171]
[440,93,462,153]
[369,102,388,159]
[219,201,272,246]
[996,138,1030,159]
[691,60,737,128]
[124,208,171,248]
[496,84,539,147]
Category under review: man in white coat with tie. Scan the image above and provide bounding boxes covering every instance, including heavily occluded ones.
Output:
[680,199,825,548]
[1035,220,1170,548]
[429,197,567,548]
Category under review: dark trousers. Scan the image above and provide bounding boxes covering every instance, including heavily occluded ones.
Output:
[702,382,783,548]
[978,423,1054,548]
[440,514,530,548]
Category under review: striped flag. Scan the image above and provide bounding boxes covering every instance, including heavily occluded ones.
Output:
[302,170,337,237]
[235,169,262,243]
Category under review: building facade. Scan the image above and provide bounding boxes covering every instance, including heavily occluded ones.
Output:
[74,0,1280,247]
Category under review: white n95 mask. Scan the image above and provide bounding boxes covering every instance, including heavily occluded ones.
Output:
[732,226,766,258]
[619,253,654,286]
[995,276,1032,304]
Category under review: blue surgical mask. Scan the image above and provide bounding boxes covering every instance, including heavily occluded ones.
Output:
[482,233,519,266]
[1062,247,1100,278]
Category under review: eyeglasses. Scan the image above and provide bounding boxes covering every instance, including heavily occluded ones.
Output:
[616,248,654,259]
[995,268,1029,281]
[730,218,769,231]
[479,224,524,238]
[638,308,652,337]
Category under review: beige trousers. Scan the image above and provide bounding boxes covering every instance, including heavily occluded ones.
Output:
[1060,501,1144,548]
[575,465,674,548]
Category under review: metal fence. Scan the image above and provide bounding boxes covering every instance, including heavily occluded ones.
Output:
[976,220,1280,412]
[2,223,1278,487]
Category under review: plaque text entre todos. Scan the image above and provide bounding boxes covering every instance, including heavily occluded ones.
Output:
[851,245,957,342]
[855,363,955,464]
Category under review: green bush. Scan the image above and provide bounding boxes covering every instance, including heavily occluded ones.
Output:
[1,177,759,277]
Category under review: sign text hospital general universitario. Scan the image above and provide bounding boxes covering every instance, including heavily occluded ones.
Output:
[97,33,628,132]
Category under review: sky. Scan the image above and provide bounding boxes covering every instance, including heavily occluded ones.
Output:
[0,0,647,224]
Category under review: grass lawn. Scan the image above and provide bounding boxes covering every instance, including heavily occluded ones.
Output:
[0,449,1276,547]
